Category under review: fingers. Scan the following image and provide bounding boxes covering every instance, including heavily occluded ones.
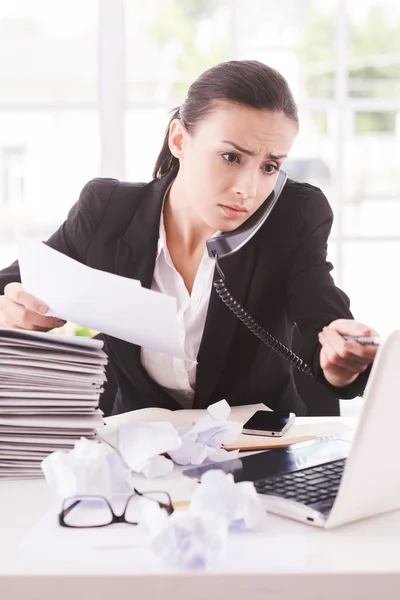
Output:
[318,320,379,388]
[321,345,359,377]
[319,345,359,383]
[328,318,379,338]
[318,327,368,372]
[5,282,48,314]
[2,297,64,330]
[320,325,378,364]
[0,283,65,331]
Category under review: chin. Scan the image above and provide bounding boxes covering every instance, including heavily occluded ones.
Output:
[203,210,248,233]
[205,219,237,233]
[220,216,249,231]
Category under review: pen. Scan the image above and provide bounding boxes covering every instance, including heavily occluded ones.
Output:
[172,500,191,510]
[343,336,382,345]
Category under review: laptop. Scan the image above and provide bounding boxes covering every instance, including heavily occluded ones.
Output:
[183,330,400,529]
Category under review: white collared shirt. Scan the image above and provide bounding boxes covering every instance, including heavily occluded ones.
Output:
[140,204,218,408]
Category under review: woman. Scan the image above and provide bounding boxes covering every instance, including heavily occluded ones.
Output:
[0,60,378,416]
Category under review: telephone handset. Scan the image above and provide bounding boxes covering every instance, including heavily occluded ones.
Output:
[206,169,312,375]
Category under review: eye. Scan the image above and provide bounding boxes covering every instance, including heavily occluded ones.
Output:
[221,152,240,165]
[263,163,279,174]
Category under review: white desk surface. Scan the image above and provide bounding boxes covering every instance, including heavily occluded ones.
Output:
[1,415,400,600]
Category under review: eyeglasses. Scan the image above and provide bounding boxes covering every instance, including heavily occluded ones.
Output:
[58,488,174,528]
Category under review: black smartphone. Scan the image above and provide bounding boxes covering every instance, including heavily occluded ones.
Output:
[242,411,295,437]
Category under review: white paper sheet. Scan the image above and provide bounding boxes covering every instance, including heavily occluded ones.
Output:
[0,388,101,396]
[18,237,189,360]
[0,411,104,429]
[0,357,105,374]
[0,452,49,459]
[0,364,105,381]
[0,346,108,364]
[0,398,99,406]
[0,428,97,436]
[0,408,97,414]
[0,441,87,451]
[19,501,312,569]
[0,328,104,350]
[0,393,100,401]
[0,339,103,356]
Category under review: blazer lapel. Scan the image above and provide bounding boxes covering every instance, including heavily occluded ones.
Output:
[115,171,175,285]
[194,239,259,409]
[110,170,184,411]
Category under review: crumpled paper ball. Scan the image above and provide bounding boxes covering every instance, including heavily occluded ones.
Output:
[118,421,181,478]
[189,469,266,531]
[169,400,242,466]
[41,437,114,498]
[137,470,265,570]
[150,511,228,569]
[41,437,135,498]
[138,490,228,569]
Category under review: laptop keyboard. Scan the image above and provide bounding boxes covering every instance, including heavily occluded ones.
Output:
[254,458,346,506]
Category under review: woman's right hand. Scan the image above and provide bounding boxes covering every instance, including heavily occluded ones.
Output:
[0,283,66,331]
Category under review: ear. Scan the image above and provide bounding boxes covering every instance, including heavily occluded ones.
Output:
[168,119,187,159]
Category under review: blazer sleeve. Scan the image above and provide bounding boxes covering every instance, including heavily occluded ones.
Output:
[285,185,371,399]
[0,178,120,295]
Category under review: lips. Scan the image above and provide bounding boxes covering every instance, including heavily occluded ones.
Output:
[220,204,248,220]
[224,204,247,212]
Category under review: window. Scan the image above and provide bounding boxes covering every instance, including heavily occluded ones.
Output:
[0,0,99,267]
[124,0,231,181]
[348,1,400,100]
[2,146,26,207]
[2,0,400,338]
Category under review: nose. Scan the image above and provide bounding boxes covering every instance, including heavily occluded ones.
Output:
[233,168,258,200]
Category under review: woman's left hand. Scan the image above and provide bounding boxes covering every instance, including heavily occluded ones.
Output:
[318,319,380,388]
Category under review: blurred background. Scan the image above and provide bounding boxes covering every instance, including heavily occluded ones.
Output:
[0,0,399,340]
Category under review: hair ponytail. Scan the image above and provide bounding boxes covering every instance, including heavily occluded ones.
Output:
[152,108,181,179]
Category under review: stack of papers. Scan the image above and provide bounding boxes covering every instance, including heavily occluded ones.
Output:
[0,329,106,480]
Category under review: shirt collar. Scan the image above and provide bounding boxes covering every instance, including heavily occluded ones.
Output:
[156,181,173,259]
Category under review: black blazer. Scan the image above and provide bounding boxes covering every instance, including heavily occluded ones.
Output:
[0,169,370,415]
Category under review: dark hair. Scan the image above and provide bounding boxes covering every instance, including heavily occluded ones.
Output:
[153,60,298,179]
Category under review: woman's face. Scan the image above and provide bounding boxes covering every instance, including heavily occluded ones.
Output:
[169,101,298,232]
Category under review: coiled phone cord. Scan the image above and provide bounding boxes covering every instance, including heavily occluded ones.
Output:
[213,257,312,375]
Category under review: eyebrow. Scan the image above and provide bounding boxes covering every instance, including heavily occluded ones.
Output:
[221,140,287,160]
